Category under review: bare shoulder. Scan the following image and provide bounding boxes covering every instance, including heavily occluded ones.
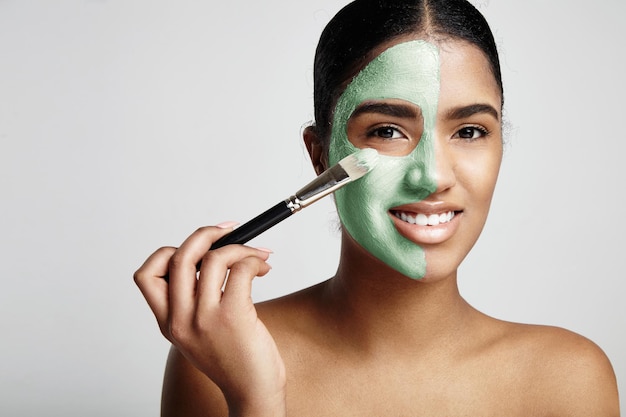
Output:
[255,281,328,345]
[257,275,333,317]
[498,321,620,416]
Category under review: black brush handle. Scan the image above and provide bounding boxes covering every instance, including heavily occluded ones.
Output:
[211,200,293,249]
[164,201,293,282]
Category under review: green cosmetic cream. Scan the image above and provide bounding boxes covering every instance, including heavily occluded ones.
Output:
[329,40,440,279]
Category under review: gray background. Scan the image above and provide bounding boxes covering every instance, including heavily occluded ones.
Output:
[1,0,624,415]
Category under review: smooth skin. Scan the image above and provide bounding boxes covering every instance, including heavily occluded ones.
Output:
[134,37,620,417]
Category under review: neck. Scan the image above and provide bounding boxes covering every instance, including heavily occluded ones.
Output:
[319,233,476,356]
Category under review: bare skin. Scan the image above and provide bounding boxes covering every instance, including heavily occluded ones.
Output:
[156,248,619,417]
[135,38,620,417]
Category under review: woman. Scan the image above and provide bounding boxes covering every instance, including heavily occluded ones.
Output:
[134,0,620,415]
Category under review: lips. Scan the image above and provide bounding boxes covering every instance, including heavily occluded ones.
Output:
[391,210,456,226]
[389,205,462,245]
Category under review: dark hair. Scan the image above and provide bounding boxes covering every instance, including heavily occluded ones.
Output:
[312,0,503,146]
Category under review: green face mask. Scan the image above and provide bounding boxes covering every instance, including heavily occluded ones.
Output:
[328,40,440,279]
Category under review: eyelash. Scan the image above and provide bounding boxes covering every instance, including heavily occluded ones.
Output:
[366,125,405,140]
[365,124,490,142]
[454,125,490,141]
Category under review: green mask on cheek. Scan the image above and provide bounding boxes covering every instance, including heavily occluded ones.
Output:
[328,40,440,279]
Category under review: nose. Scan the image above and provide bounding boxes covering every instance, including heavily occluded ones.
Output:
[431,137,456,194]
[403,135,456,195]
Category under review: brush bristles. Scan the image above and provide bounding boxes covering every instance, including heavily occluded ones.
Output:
[293,148,378,208]
[338,148,379,180]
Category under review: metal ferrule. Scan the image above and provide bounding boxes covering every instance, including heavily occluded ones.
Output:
[287,164,351,212]
[285,196,303,213]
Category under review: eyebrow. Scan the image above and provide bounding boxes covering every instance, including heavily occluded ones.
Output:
[446,103,500,121]
[350,102,421,119]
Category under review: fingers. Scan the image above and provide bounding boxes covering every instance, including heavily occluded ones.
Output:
[135,223,273,344]
[167,225,236,319]
[220,251,272,310]
[134,246,177,333]
[196,247,271,313]
[134,224,235,338]
[135,224,284,404]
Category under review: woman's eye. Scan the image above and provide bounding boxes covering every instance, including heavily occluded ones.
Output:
[455,126,488,140]
[370,126,404,140]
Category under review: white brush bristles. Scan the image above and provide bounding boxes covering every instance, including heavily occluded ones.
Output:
[338,148,379,181]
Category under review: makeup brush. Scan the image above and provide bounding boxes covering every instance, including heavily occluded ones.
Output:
[210,147,378,250]
[163,148,378,281]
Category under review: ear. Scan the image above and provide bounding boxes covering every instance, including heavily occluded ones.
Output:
[303,125,329,175]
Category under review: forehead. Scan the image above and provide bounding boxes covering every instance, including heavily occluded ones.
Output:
[437,40,502,114]
[347,37,502,115]
[351,40,439,91]
[336,40,441,124]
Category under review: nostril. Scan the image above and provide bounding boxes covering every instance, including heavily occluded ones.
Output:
[403,165,438,195]
[404,168,422,185]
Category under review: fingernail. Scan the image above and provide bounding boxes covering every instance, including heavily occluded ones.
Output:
[216,221,239,229]
[256,247,274,254]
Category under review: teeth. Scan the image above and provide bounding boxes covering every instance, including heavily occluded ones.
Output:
[393,210,456,226]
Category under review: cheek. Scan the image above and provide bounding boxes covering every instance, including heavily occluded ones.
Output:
[342,165,399,222]
[358,156,422,205]
[338,157,414,238]
[455,150,501,205]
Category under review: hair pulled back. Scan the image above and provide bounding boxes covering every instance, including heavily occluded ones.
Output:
[312,0,502,145]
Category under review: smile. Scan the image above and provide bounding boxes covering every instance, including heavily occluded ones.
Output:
[392,210,456,226]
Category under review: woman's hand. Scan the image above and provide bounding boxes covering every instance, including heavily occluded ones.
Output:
[134,223,287,417]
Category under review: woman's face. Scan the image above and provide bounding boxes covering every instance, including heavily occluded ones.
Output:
[328,39,502,280]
